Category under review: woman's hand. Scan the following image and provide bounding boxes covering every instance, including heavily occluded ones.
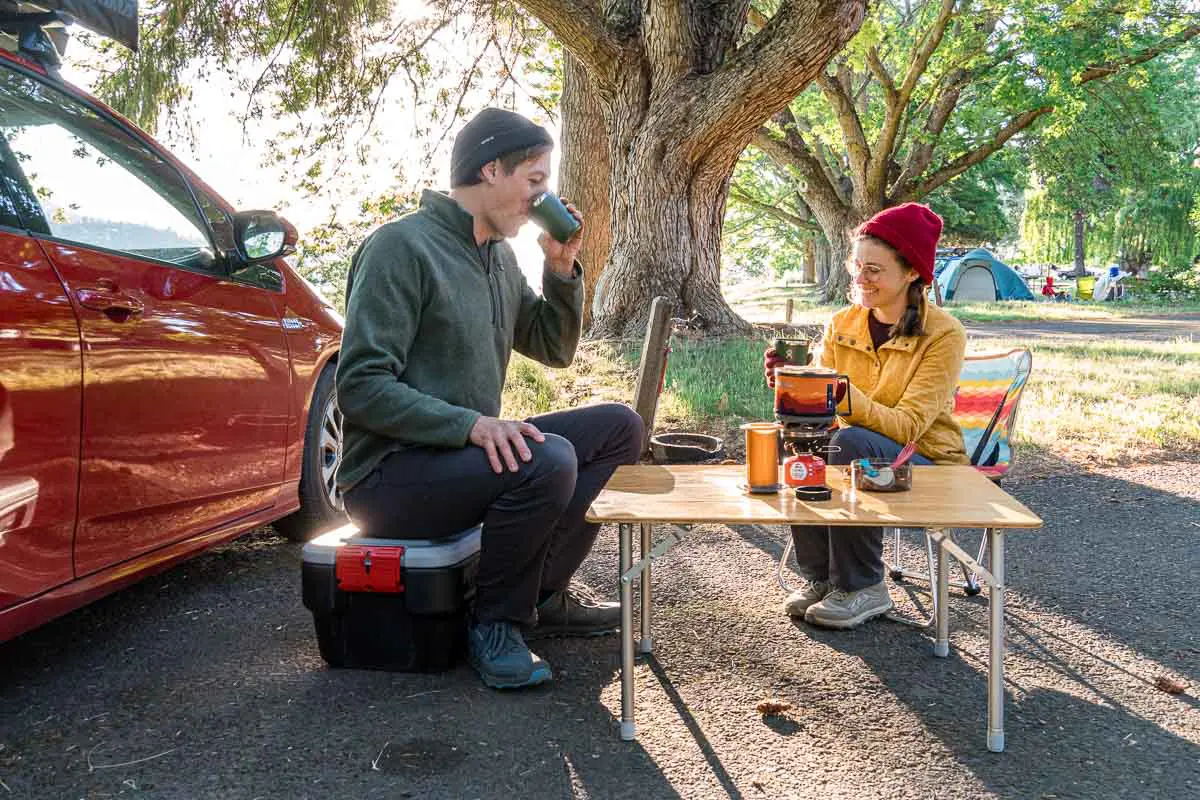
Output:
[763,347,813,388]
[763,348,785,389]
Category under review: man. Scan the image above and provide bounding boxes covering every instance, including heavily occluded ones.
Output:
[336,108,644,690]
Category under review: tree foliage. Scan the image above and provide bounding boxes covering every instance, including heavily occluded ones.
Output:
[80,3,554,193]
[1019,49,1200,271]
[744,0,1199,297]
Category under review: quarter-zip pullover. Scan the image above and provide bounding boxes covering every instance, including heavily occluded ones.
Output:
[336,189,584,490]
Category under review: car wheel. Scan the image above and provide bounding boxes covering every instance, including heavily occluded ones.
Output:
[275,365,347,542]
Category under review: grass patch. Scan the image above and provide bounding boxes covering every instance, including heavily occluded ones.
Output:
[500,355,560,419]
[974,336,1200,461]
[503,330,1200,464]
[940,301,1200,323]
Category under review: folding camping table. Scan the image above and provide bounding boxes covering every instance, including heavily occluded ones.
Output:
[586,464,1043,753]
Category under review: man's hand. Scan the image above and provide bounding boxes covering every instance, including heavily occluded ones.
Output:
[469,416,546,474]
[538,198,584,277]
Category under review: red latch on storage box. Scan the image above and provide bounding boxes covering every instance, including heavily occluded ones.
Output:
[335,545,405,593]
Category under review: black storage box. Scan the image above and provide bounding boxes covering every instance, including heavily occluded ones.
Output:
[301,524,481,672]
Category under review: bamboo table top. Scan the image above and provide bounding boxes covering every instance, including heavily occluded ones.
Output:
[587,465,1043,529]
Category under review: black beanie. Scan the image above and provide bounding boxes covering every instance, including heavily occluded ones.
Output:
[450,108,553,187]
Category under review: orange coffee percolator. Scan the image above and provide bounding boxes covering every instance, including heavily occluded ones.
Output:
[773,366,851,421]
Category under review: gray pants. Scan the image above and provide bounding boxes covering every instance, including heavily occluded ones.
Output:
[791,426,932,592]
[343,403,645,626]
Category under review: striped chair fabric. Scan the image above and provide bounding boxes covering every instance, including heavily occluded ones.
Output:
[952,349,1033,479]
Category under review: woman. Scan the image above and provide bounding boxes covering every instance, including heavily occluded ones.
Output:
[764,203,967,630]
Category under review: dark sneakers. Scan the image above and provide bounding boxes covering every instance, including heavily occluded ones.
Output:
[527,583,621,639]
[467,620,553,689]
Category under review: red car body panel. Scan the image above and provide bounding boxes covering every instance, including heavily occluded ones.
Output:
[0,49,343,642]
[0,231,81,609]
[40,240,293,575]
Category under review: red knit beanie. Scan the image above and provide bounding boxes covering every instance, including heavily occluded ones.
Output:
[855,203,943,283]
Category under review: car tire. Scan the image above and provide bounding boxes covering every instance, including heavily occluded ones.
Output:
[275,365,347,542]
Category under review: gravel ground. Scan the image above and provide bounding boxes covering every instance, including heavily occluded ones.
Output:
[963,316,1200,342]
[2,454,1197,799]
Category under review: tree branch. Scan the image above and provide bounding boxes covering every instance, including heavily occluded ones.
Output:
[869,0,955,200]
[517,0,624,85]
[729,185,823,232]
[641,0,692,95]
[897,106,1053,202]
[889,19,1200,203]
[890,66,968,195]
[680,0,867,163]
[817,70,870,206]
[1077,23,1200,83]
[866,46,897,107]
[754,114,846,218]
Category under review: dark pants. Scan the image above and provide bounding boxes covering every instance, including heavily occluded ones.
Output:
[343,403,645,626]
[790,426,932,592]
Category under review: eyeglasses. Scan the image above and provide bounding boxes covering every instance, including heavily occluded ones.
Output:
[846,263,886,282]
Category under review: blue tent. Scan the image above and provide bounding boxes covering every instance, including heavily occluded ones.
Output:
[935,248,1035,302]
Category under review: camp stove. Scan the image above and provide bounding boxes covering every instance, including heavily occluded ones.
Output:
[773,366,852,499]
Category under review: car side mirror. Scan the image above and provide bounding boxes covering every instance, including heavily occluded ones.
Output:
[233,210,297,264]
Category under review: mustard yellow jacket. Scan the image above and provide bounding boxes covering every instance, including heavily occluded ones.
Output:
[818,303,968,465]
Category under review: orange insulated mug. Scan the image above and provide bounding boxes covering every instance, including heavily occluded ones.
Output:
[741,422,782,493]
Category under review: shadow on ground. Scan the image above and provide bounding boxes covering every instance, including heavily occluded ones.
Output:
[0,533,678,799]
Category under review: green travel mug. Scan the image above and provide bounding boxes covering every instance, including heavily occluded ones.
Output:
[773,338,809,365]
[530,192,581,243]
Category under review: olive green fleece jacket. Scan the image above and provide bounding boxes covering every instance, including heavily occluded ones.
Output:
[335,189,584,490]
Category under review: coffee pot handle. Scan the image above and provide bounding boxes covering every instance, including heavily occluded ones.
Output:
[837,375,852,416]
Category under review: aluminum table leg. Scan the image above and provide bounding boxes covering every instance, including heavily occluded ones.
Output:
[934,533,950,658]
[987,528,1005,753]
[639,523,653,654]
[618,523,636,741]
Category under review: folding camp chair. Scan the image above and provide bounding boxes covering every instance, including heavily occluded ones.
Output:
[884,348,1033,625]
[774,348,1033,622]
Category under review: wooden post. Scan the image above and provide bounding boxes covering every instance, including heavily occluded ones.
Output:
[632,296,673,454]
[932,279,944,307]
[785,298,794,324]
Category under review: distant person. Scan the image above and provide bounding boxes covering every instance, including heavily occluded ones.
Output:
[336,108,644,690]
[1041,275,1068,302]
[762,204,967,630]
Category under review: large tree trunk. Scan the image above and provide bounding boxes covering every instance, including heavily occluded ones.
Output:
[558,53,611,330]
[523,0,867,337]
[1072,208,1088,277]
[806,197,870,303]
[814,235,832,285]
[591,105,747,338]
[802,237,816,283]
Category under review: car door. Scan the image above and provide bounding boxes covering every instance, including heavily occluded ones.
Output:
[0,184,80,611]
[0,63,292,575]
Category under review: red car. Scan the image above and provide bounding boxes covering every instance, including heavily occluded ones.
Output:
[0,47,345,642]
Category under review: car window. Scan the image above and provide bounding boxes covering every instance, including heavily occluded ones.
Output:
[0,67,216,271]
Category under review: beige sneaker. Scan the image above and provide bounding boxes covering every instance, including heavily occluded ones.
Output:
[783,581,832,617]
[804,582,893,629]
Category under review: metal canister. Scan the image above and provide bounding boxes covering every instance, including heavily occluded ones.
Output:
[783,452,826,488]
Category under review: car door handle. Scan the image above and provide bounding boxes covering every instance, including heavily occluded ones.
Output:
[75,288,144,315]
